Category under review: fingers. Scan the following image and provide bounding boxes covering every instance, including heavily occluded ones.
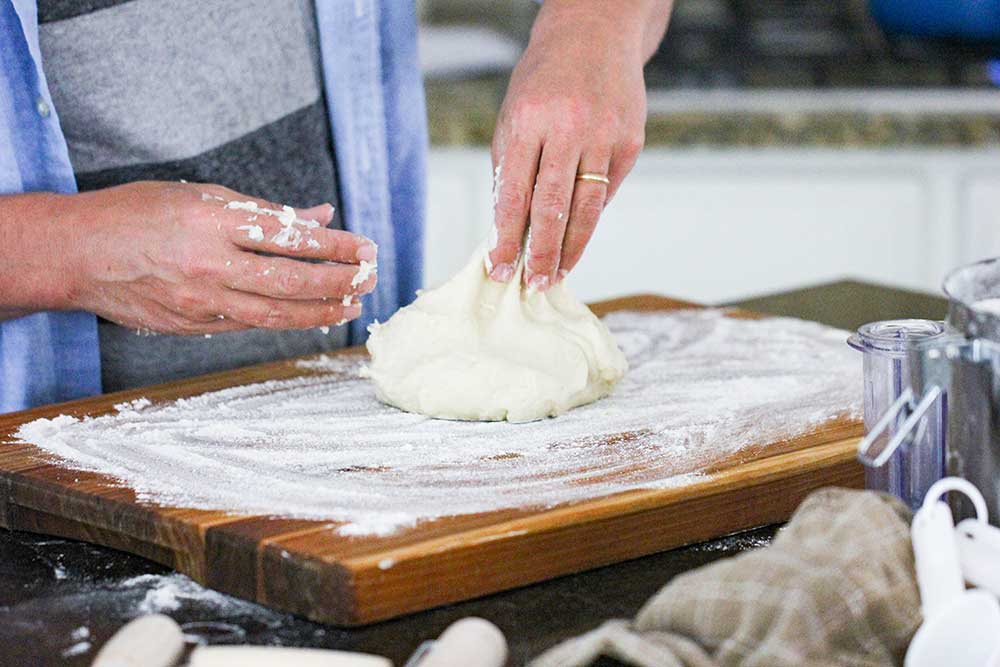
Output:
[220,253,377,301]
[605,132,644,205]
[227,219,377,265]
[157,286,363,332]
[194,184,377,264]
[523,140,579,291]
[222,203,376,263]
[558,150,612,278]
[219,292,362,331]
[487,134,541,282]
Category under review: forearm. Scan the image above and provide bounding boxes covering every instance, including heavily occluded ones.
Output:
[0,192,79,321]
[532,0,673,63]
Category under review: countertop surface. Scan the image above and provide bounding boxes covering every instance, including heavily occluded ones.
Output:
[0,280,946,667]
[425,0,1000,148]
[427,78,1000,149]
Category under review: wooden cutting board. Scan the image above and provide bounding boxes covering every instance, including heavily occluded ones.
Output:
[0,296,863,626]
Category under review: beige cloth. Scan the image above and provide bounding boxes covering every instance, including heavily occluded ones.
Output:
[531,489,920,667]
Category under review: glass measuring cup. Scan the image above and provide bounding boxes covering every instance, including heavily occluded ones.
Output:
[848,319,948,509]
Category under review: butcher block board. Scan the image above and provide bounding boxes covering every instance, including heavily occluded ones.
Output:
[0,296,863,626]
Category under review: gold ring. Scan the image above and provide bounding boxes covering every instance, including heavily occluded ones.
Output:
[576,172,610,186]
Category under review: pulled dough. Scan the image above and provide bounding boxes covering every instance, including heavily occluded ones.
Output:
[363,248,627,423]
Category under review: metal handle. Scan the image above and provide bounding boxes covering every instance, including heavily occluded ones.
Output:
[858,386,942,468]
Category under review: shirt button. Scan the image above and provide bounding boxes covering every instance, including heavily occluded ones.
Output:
[36,97,50,118]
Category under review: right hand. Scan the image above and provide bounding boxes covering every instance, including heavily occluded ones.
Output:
[62,181,377,335]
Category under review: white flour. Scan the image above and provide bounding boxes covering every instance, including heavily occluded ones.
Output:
[14,310,860,536]
[224,200,319,249]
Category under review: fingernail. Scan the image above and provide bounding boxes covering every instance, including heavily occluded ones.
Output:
[343,303,362,320]
[527,274,550,292]
[357,243,378,262]
[489,263,515,283]
[556,269,568,284]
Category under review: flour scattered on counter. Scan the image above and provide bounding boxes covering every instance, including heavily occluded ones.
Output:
[15,310,860,536]
[116,573,284,625]
[61,641,91,658]
[61,627,91,658]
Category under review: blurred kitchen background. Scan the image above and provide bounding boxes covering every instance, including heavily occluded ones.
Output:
[417,0,1000,304]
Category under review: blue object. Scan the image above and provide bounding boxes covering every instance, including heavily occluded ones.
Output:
[0,0,427,413]
[869,0,1000,41]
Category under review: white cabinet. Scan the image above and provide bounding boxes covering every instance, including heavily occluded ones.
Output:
[425,148,1000,303]
[964,173,1000,264]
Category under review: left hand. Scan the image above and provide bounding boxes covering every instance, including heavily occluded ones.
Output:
[486,2,650,291]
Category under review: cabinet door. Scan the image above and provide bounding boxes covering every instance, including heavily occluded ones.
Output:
[572,155,930,303]
[964,173,1000,264]
[425,149,939,304]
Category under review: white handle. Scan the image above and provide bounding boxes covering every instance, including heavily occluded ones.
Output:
[91,614,185,667]
[187,646,391,667]
[956,518,1000,598]
[408,618,507,667]
[913,499,966,618]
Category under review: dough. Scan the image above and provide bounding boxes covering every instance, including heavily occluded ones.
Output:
[364,248,627,422]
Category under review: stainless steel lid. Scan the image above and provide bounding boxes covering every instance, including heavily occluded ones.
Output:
[943,257,1000,342]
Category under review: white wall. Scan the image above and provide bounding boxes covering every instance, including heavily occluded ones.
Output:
[425,147,1000,304]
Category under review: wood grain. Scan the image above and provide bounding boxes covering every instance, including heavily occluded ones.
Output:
[0,296,863,625]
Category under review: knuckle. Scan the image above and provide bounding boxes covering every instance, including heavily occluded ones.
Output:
[494,242,521,262]
[176,249,214,280]
[172,290,202,313]
[510,98,544,122]
[575,192,606,222]
[549,97,585,130]
[533,188,570,220]
[622,132,645,159]
[273,269,304,297]
[528,243,560,266]
[496,184,531,216]
[253,305,287,329]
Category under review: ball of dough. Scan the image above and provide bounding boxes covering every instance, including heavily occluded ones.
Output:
[363,248,628,422]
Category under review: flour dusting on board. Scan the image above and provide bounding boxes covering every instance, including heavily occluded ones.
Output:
[15,310,860,536]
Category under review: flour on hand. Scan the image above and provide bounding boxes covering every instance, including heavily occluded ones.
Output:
[364,247,628,423]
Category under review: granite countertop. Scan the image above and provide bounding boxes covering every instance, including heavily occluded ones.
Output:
[426,77,1000,149]
[0,280,947,667]
[425,0,1000,148]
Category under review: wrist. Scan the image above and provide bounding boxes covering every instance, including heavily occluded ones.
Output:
[0,192,86,312]
[530,0,670,62]
[531,1,649,55]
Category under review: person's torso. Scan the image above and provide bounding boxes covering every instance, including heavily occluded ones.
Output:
[36,0,349,392]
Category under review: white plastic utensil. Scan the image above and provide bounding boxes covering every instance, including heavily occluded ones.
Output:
[405,617,507,667]
[90,614,185,667]
[956,518,1000,597]
[905,478,1000,667]
[186,646,391,667]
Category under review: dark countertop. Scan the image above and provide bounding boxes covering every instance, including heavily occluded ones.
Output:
[0,280,946,667]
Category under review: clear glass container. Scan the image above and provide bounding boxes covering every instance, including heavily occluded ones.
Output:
[848,319,948,509]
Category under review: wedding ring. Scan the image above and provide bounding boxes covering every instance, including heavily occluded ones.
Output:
[575,172,610,186]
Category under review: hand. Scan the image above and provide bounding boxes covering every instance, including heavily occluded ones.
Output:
[60,181,377,334]
[486,2,655,291]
